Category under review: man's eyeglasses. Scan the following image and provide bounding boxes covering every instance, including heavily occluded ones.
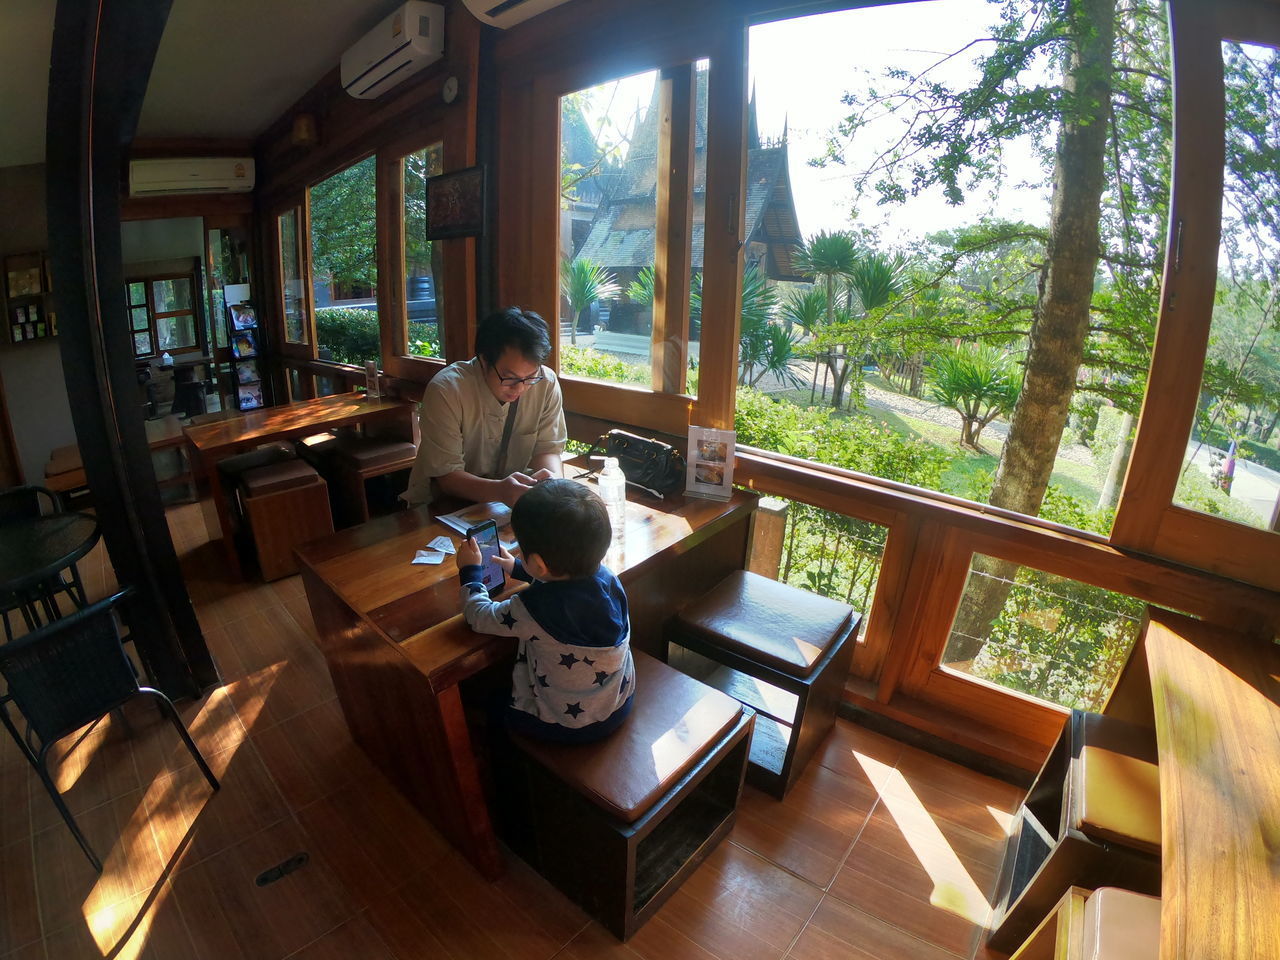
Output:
[493,370,545,387]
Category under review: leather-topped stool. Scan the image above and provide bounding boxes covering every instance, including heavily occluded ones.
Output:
[665,570,861,797]
[1004,885,1160,960]
[326,433,416,526]
[989,710,1161,952]
[501,651,754,940]
[237,459,333,581]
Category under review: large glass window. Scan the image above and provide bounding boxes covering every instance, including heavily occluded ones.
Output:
[310,155,379,366]
[559,69,658,387]
[279,207,308,345]
[125,274,198,357]
[1172,40,1280,532]
[404,142,444,360]
[744,2,1169,537]
[942,554,1147,711]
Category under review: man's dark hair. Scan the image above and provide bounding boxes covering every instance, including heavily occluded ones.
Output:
[475,306,551,367]
[511,479,610,578]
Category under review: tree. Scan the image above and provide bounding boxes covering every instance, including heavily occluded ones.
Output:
[928,343,1022,449]
[794,231,859,408]
[735,266,803,388]
[309,156,378,297]
[560,258,619,347]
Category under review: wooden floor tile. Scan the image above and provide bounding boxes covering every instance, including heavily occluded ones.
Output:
[851,808,1002,896]
[563,916,718,960]
[0,839,40,954]
[649,842,820,960]
[169,818,352,960]
[828,845,985,957]
[283,913,395,960]
[815,722,904,779]
[250,698,376,810]
[894,746,1024,813]
[295,776,452,910]
[32,790,166,936]
[0,755,34,849]
[42,880,195,960]
[791,895,961,960]
[127,685,247,786]
[144,740,288,872]
[729,760,877,888]
[0,940,46,960]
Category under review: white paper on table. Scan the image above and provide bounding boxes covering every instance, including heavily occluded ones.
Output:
[412,549,447,565]
[427,535,456,554]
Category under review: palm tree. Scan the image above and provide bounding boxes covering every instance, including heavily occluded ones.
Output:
[560,257,619,347]
[928,343,1022,449]
[794,231,859,408]
[842,250,910,399]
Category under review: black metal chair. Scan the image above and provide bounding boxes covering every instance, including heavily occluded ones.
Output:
[0,589,219,871]
[0,485,90,621]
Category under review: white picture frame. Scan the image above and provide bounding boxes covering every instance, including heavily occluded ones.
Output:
[685,425,735,500]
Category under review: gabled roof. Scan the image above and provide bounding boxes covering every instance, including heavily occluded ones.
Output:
[571,71,804,281]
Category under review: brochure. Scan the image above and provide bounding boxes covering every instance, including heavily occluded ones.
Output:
[685,425,735,501]
[434,501,512,539]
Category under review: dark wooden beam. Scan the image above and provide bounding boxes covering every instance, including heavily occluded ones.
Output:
[46,0,216,696]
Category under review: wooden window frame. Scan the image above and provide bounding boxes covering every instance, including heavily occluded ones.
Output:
[494,17,747,435]
[1112,0,1280,591]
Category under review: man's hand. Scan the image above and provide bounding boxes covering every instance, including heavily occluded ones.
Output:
[494,544,515,573]
[457,536,481,567]
[497,471,537,506]
[528,468,557,483]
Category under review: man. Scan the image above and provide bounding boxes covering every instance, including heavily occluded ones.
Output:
[403,307,567,507]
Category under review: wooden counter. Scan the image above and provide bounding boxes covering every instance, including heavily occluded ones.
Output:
[1143,608,1280,960]
[296,485,757,878]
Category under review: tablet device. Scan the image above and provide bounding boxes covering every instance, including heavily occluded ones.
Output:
[465,519,506,593]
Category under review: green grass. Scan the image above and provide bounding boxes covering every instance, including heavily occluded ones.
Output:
[763,383,1106,507]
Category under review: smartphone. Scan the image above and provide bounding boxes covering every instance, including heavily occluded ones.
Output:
[465,519,506,593]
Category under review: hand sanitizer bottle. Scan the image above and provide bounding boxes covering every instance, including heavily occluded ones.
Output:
[597,457,627,544]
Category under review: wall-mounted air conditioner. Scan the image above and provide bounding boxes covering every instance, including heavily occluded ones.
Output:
[128,158,255,197]
[460,0,573,29]
[341,1,445,100]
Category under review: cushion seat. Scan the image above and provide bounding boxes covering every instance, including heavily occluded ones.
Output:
[1077,745,1161,854]
[515,652,743,822]
[240,460,320,498]
[676,570,853,679]
[1083,887,1161,960]
[216,441,296,480]
[331,436,417,470]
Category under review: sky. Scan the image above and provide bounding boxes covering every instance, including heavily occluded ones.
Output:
[573,0,1056,251]
[747,0,1053,246]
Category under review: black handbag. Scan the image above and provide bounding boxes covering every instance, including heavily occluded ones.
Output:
[580,429,686,498]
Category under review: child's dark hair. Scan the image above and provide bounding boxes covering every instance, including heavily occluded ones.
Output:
[511,479,610,578]
[475,306,551,367]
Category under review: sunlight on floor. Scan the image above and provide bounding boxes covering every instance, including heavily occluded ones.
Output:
[857,751,993,926]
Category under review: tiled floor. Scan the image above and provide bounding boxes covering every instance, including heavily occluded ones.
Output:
[1,501,1022,960]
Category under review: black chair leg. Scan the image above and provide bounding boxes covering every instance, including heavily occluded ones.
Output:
[34,759,103,872]
[64,563,89,609]
[143,690,220,792]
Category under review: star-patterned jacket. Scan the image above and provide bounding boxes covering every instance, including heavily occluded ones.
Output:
[459,559,635,738]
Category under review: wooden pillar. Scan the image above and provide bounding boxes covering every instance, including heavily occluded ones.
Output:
[747,496,788,579]
[46,0,216,696]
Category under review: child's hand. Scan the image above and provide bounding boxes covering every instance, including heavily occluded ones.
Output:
[457,536,481,567]
[494,544,515,573]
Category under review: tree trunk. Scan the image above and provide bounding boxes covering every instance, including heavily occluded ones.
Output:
[1097,411,1135,510]
[949,0,1115,664]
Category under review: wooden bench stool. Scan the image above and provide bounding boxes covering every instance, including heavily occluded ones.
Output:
[1006,886,1160,960]
[237,460,333,581]
[325,433,416,526]
[665,570,861,796]
[501,651,754,940]
[989,710,1161,952]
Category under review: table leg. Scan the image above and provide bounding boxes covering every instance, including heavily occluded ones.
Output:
[195,449,243,580]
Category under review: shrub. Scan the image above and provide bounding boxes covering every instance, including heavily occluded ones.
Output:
[559,345,648,385]
[315,307,380,365]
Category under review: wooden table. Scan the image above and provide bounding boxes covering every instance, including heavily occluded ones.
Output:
[1143,607,1280,960]
[183,393,415,579]
[296,485,757,879]
[46,415,191,496]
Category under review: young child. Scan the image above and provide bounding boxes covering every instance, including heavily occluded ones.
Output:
[456,478,635,743]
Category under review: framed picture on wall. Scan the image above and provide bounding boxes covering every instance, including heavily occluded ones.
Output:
[5,252,44,298]
[425,165,486,239]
